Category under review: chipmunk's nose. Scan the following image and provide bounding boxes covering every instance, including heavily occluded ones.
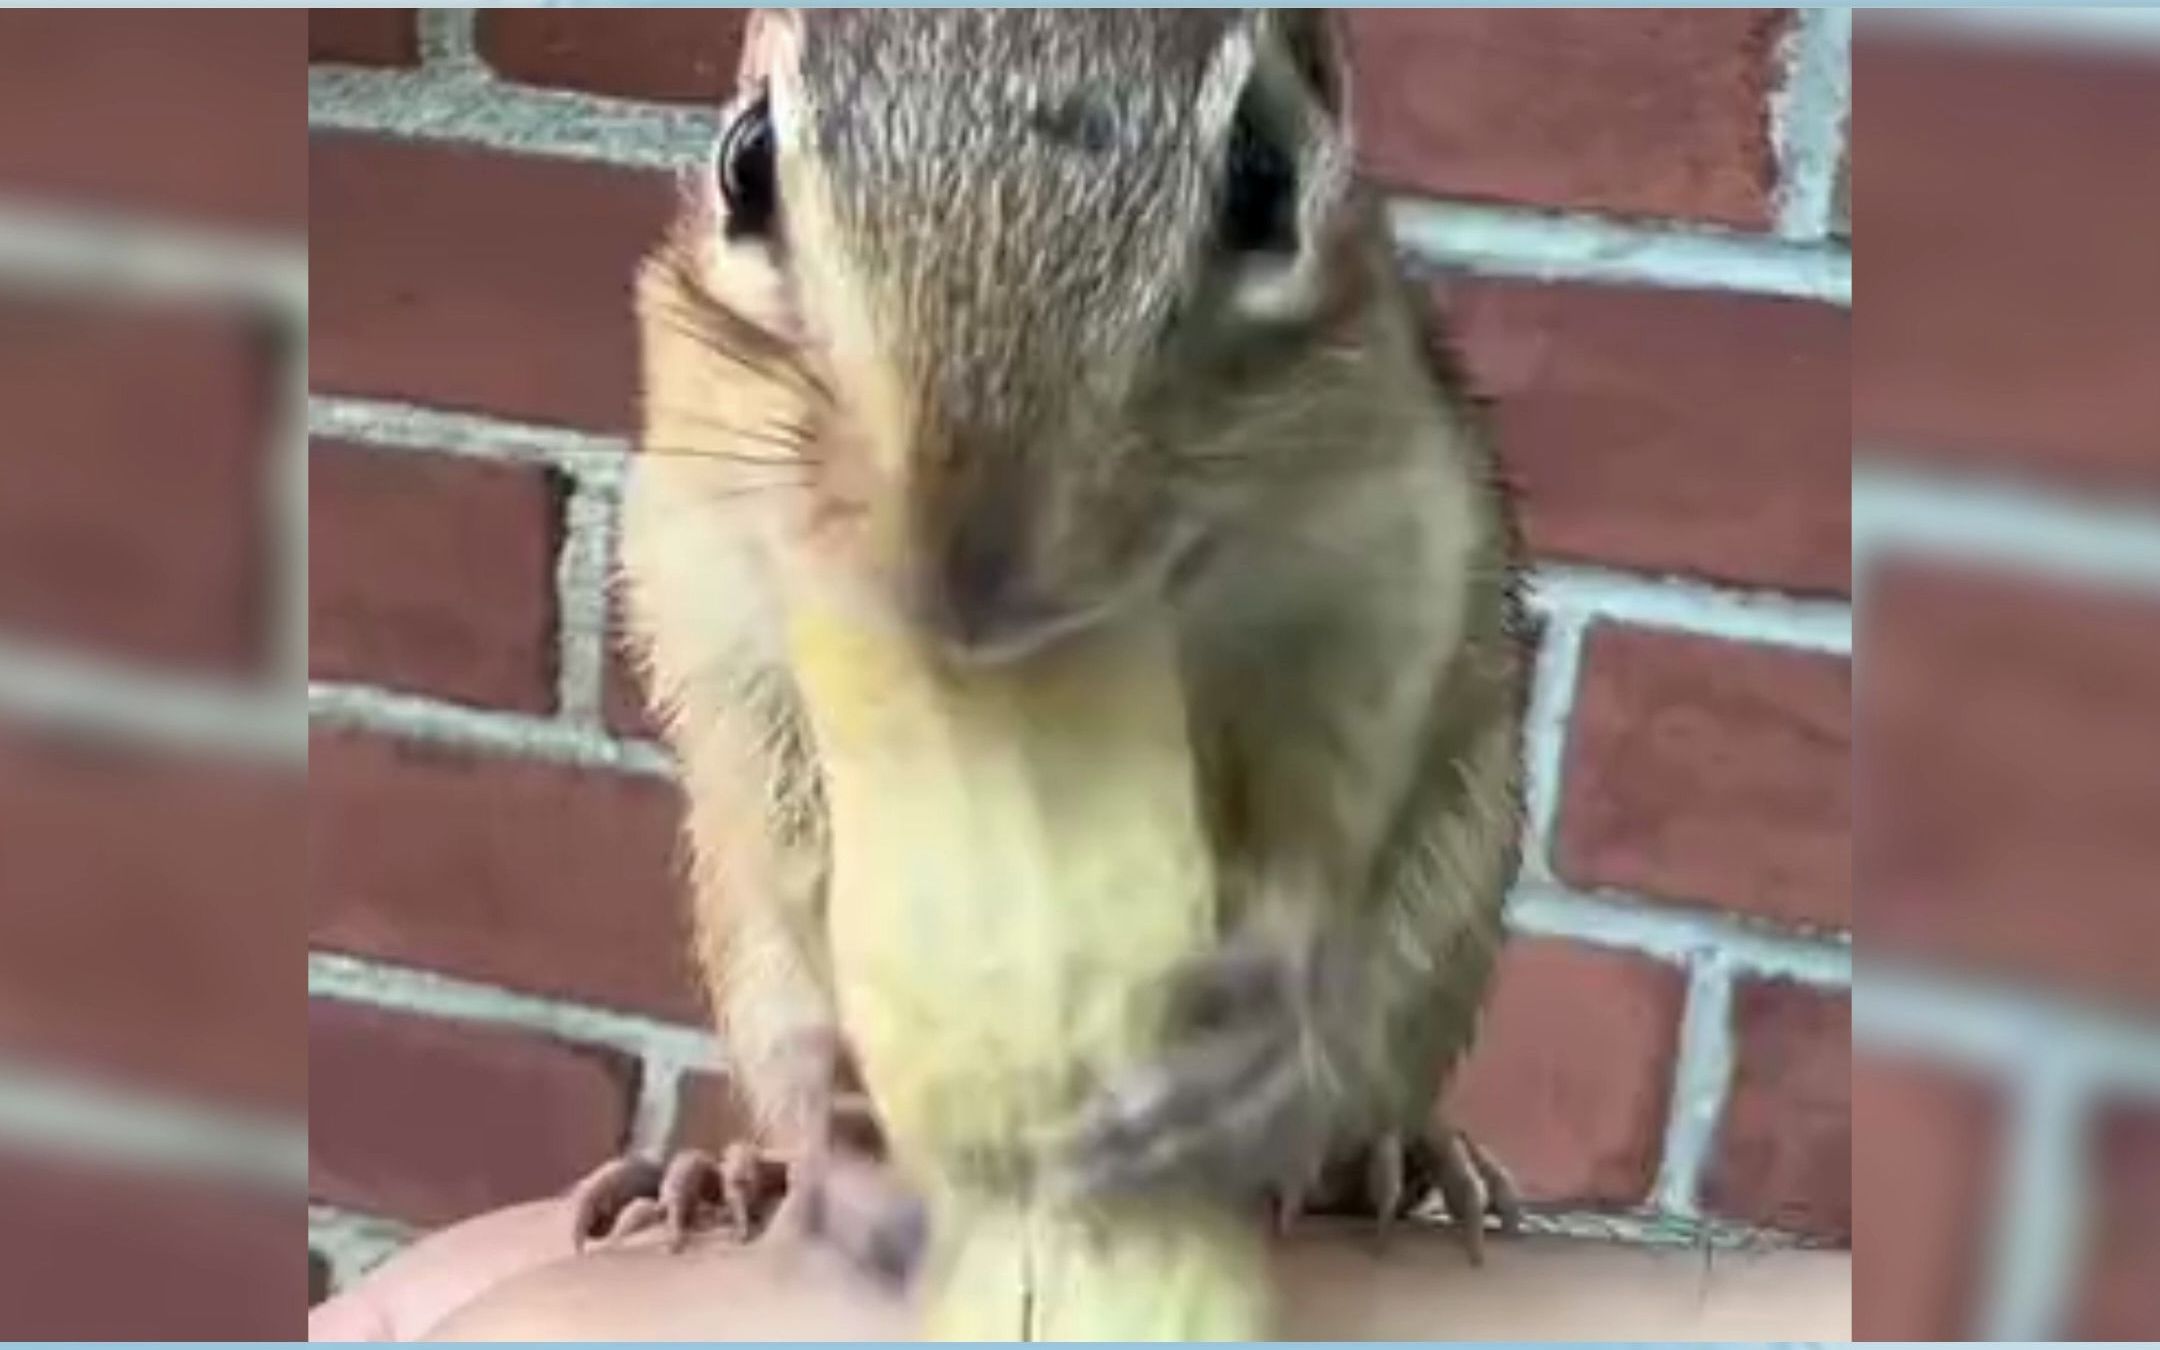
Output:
[930,507,1046,657]
[919,494,1099,665]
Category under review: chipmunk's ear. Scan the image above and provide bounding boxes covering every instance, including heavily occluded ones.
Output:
[1268,10,1347,124]
[1211,10,1356,324]
[739,9,802,87]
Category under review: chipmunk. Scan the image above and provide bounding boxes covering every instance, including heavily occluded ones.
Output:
[572,8,1529,1273]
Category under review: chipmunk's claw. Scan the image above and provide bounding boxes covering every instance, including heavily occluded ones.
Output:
[714,1142,793,1243]
[570,1155,661,1250]
[568,1147,778,1253]
[1419,1126,1523,1264]
[1274,1124,1523,1264]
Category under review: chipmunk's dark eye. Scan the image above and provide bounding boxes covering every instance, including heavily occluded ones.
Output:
[1220,98,1297,255]
[719,93,777,240]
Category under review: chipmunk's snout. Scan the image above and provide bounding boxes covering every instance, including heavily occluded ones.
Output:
[902,449,1143,666]
[927,507,1066,662]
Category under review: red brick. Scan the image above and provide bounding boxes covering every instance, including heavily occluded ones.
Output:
[310,134,674,432]
[308,1000,638,1227]
[0,13,302,232]
[477,11,745,103]
[1860,564,2160,1012]
[1442,279,1850,595]
[1854,27,2160,495]
[1445,939,1684,1208]
[0,728,302,1114]
[1347,9,1786,228]
[0,1147,302,1338]
[308,729,703,1021]
[2073,1100,2160,1339]
[308,9,418,67]
[0,298,273,675]
[1556,625,1851,933]
[1704,980,1850,1241]
[310,442,564,713]
[670,1071,754,1154]
[1852,1056,1999,1340]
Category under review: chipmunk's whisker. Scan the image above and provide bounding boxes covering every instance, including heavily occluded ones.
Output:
[650,296,833,407]
[641,442,814,476]
[643,410,816,461]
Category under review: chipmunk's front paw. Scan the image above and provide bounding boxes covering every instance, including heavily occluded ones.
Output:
[1061,940,1339,1200]
[775,1151,930,1290]
[567,1145,787,1253]
[1275,1123,1524,1263]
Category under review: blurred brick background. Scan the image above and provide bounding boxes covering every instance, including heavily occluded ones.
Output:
[1854,14,2160,1342]
[302,4,1855,1310]
[0,10,305,1338]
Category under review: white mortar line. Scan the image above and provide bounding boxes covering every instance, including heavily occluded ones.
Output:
[1770,8,1852,243]
[1855,960,2160,1092]
[627,1058,688,1159]
[1515,609,1586,885]
[1528,562,1854,656]
[0,636,300,761]
[0,200,306,315]
[309,1203,416,1292]
[1979,1054,2090,1341]
[309,951,719,1078]
[1392,199,1851,306]
[417,7,482,72]
[1506,882,1851,988]
[1508,1207,1792,1252]
[308,680,672,777]
[311,950,710,1165]
[555,473,619,728]
[309,64,716,171]
[307,395,629,477]
[1650,951,1739,1218]
[1855,460,2160,598]
[0,1057,306,1192]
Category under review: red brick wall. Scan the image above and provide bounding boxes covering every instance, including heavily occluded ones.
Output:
[300,6,1856,1294]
